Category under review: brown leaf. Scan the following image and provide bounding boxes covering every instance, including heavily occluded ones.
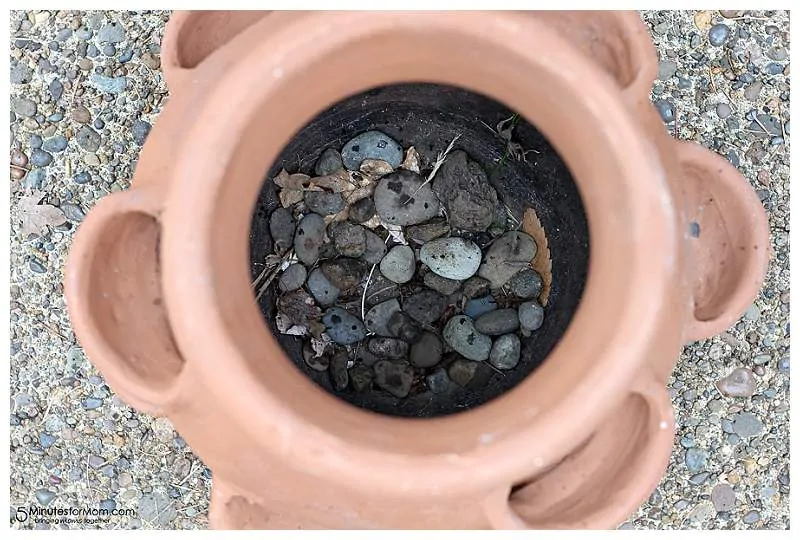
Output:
[310,169,353,193]
[18,190,67,237]
[401,146,421,173]
[522,207,552,307]
[279,188,304,208]
[359,159,393,178]
[273,169,314,190]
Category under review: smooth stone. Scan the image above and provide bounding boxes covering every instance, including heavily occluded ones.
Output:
[373,169,440,226]
[361,229,387,265]
[329,221,366,258]
[349,365,373,392]
[30,149,53,167]
[76,126,101,152]
[39,432,57,448]
[269,207,295,253]
[716,102,732,119]
[443,315,491,361]
[294,213,326,265]
[315,148,344,176]
[322,307,366,345]
[462,276,491,299]
[658,59,678,80]
[654,98,675,123]
[742,510,760,525]
[685,447,707,473]
[379,245,415,284]
[35,488,57,506]
[42,136,68,153]
[132,120,151,146]
[97,22,125,43]
[373,360,414,398]
[341,130,403,170]
[363,271,400,307]
[278,263,307,292]
[432,150,498,231]
[306,268,340,307]
[367,337,409,360]
[732,412,764,438]
[320,258,367,290]
[507,268,543,299]
[448,359,480,387]
[410,332,443,368]
[11,97,37,117]
[426,367,451,394]
[83,397,103,409]
[364,299,401,337]
[423,272,461,296]
[407,219,450,245]
[464,295,498,319]
[716,367,757,398]
[489,334,521,370]
[519,301,544,336]
[478,231,537,288]
[348,196,376,223]
[61,203,85,223]
[708,24,730,47]
[711,483,736,512]
[329,350,349,391]
[420,237,482,280]
[475,309,519,335]
[89,73,127,93]
[403,289,445,325]
[306,191,345,216]
[387,311,422,344]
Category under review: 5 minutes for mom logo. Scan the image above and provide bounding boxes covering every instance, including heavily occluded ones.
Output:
[14,504,135,525]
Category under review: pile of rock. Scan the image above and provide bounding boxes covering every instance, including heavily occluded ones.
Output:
[264,130,546,400]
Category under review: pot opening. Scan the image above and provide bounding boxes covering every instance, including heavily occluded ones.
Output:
[248,83,589,417]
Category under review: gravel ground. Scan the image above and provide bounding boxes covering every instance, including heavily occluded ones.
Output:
[8,10,789,530]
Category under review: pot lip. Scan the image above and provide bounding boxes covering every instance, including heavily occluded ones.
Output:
[161,11,677,497]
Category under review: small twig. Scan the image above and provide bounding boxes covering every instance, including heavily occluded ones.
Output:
[752,114,771,135]
[707,66,718,94]
[721,87,738,112]
[778,102,788,141]
[360,237,391,320]
[255,250,294,301]
[673,105,679,139]
[69,73,82,108]
[401,134,461,205]
[10,164,29,172]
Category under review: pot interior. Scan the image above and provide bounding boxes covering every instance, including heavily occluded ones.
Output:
[249,83,589,417]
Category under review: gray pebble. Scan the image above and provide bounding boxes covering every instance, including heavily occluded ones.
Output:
[708,24,730,46]
[432,150,498,232]
[732,412,764,438]
[132,120,151,146]
[102,43,116,56]
[425,367,451,394]
[11,97,37,117]
[322,307,366,345]
[88,455,105,469]
[507,268,543,299]
[139,493,176,526]
[315,148,344,176]
[423,272,461,296]
[320,258,366,290]
[56,28,73,41]
[306,191,345,216]
[294,213,325,265]
[278,263,307,292]
[403,289,445,325]
[777,356,789,372]
[269,207,295,253]
[489,334,521,370]
[448,359,480,387]
[519,300,545,336]
[764,62,784,75]
[349,364,373,392]
[712,484,736,512]
[89,73,127,94]
[29,260,47,273]
[658,59,678,80]
[118,49,134,63]
[24,169,45,190]
[99,499,116,512]
[60,203,85,223]
[29,134,43,149]
[464,295,498,319]
[380,245,416,284]
[348,196,375,223]
[753,353,771,365]
[368,337,408,360]
[387,311,422,343]
[685,447,707,473]
[744,81,763,102]
[715,367,757,398]
[30,149,53,167]
[475,309,520,336]
[97,22,126,43]
[42,136,68,153]
[10,62,33,85]
[443,315,491,361]
[83,397,103,409]
[329,350,349,391]
[743,510,761,524]
[689,472,710,485]
[409,332,443,368]
[330,221,366,258]
[306,268,340,307]
[654,98,675,123]
[373,360,414,398]
[478,231,536,288]
[365,298,401,337]
[363,271,400,307]
[39,432,56,448]
[76,126,101,152]
[341,130,403,170]
[35,488,57,507]
[420,237,482,280]
[361,229,387,265]
[373,169,440,226]
[407,219,450,245]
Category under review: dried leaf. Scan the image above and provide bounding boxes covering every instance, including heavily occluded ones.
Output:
[361,215,382,229]
[279,188,304,208]
[310,333,332,357]
[323,207,350,226]
[18,190,67,237]
[343,184,375,205]
[381,221,407,245]
[359,159,393,178]
[273,169,313,190]
[309,169,354,193]
[400,146,421,173]
[522,207,552,307]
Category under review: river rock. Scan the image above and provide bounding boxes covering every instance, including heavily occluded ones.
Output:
[368,337,409,360]
[410,332,443,368]
[478,231,537,288]
[349,196,376,223]
[387,311,423,344]
[306,268,340,307]
[407,219,450,245]
[320,258,367,290]
[715,367,757,398]
[463,276,491,299]
[278,263,307,292]
[489,334,521,370]
[364,298,401,337]
[341,130,403,170]
[423,272,461,296]
[363,271,400,307]
[519,300,544,336]
[294,213,326,265]
[362,229,387,264]
[329,221,366,258]
[443,315,491,361]
[426,367,451,394]
[379,245,415,284]
[419,237,482,280]
[432,150,498,231]
[507,268,543,299]
[475,308,519,335]
[322,307,366,345]
[373,360,415,398]
[403,289,445,325]
[315,147,344,176]
[448,359,480,387]
[463,295,498,319]
[373,169,440,226]
[306,191,345,216]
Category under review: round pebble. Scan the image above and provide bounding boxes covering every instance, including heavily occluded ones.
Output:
[294,213,326,265]
[373,169,440,226]
[341,130,403,170]
[403,289,445,325]
[518,300,545,335]
[489,334,521,370]
[348,196,376,223]
[373,360,414,398]
[715,367,757,398]
[475,309,520,336]
[269,207,295,254]
[278,263,307,292]
[361,229,387,265]
[478,231,536,288]
[409,332,443,368]
[306,268,340,306]
[507,268,543,299]
[420,237,482,280]
[379,245,415,284]
[306,191,345,216]
[708,24,731,46]
[685,447,707,473]
[367,337,408,360]
[364,298,401,337]
[322,307,366,345]
[464,295,498,319]
[320,258,366,290]
[443,315,492,362]
[732,412,764,438]
[329,221,366,258]
[315,147,344,176]
[425,367,451,394]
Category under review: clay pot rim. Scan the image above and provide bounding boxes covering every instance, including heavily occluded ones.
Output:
[161,12,676,497]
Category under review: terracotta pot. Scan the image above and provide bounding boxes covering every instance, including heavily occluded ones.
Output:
[64,11,769,529]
